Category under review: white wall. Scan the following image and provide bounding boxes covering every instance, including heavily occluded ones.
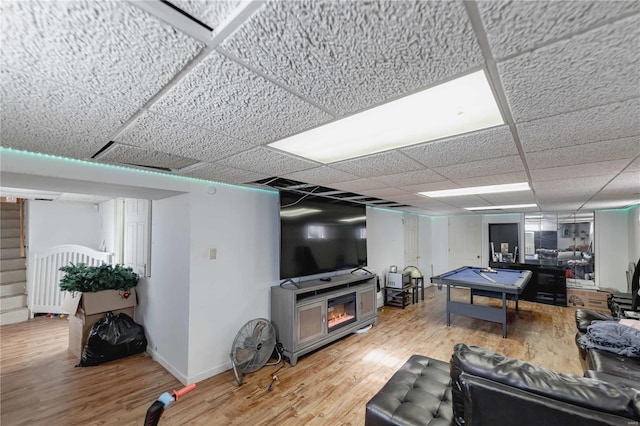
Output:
[628,206,640,264]
[98,199,116,253]
[595,210,629,291]
[27,200,101,252]
[140,194,191,382]
[418,215,432,281]
[429,217,449,277]
[186,184,280,382]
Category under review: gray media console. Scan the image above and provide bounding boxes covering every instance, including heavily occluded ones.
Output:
[271,273,378,366]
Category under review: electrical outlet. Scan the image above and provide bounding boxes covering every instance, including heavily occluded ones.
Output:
[209,248,217,260]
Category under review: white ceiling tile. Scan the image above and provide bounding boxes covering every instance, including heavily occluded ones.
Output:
[0,119,102,159]
[330,179,388,193]
[453,172,529,187]
[431,195,490,209]
[182,163,269,184]
[151,52,333,145]
[434,156,524,180]
[530,159,629,182]
[1,69,135,150]
[478,192,538,206]
[281,166,361,185]
[359,188,412,199]
[98,144,198,170]
[478,0,640,60]
[599,171,640,195]
[403,181,460,194]
[330,151,424,178]
[401,126,517,168]
[370,170,446,187]
[526,136,639,170]
[534,175,612,198]
[115,112,254,163]
[626,157,640,172]
[220,0,482,115]
[518,99,640,153]
[170,0,242,31]
[0,0,203,109]
[216,147,319,176]
[499,15,640,122]
[538,201,585,211]
[583,198,639,210]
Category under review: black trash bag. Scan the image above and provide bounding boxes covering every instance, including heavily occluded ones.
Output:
[79,312,147,367]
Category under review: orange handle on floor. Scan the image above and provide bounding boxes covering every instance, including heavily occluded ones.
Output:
[172,383,196,401]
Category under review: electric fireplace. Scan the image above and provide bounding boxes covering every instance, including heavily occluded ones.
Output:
[327,292,357,332]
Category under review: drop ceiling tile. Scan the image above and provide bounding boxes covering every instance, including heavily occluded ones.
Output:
[220,0,482,115]
[434,156,524,180]
[432,195,489,209]
[359,188,412,199]
[518,99,640,153]
[526,136,639,169]
[97,144,198,170]
[534,175,612,198]
[116,112,254,163]
[453,171,529,187]
[282,166,361,185]
[151,51,332,145]
[0,119,102,158]
[330,179,388,193]
[216,147,319,176]
[331,151,424,178]
[170,0,242,30]
[478,0,640,60]
[499,15,640,122]
[599,171,640,194]
[1,69,135,146]
[538,201,584,211]
[370,170,446,188]
[531,159,629,182]
[626,157,640,172]
[583,197,639,210]
[0,0,203,109]
[401,126,517,168]
[182,163,269,185]
[403,181,460,194]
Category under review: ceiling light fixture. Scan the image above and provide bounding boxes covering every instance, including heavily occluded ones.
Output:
[268,70,504,163]
[464,204,538,211]
[420,182,530,198]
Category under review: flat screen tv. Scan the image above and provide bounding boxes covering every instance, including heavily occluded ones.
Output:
[279,191,367,280]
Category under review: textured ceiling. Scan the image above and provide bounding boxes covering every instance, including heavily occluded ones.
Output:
[0,0,638,215]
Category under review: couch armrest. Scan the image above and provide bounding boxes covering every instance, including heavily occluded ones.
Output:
[450,343,640,424]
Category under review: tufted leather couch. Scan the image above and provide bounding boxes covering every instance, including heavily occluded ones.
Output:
[366,343,640,426]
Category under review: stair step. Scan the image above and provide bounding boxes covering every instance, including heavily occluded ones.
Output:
[0,210,20,220]
[1,237,20,249]
[0,203,20,211]
[0,228,20,238]
[0,248,21,260]
[1,219,20,229]
[0,307,29,325]
[1,258,26,271]
[1,294,27,311]
[0,282,26,297]
[0,269,26,284]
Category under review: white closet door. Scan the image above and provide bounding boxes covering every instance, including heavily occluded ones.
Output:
[404,214,419,267]
[448,216,482,270]
[124,198,151,277]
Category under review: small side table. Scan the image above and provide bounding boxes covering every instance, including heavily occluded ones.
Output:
[412,276,424,304]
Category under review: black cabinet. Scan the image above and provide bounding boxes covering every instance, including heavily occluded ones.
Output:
[489,261,566,306]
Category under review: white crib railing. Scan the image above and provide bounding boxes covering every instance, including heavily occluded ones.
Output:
[27,245,113,318]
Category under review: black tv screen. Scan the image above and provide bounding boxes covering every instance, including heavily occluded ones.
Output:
[279,191,367,280]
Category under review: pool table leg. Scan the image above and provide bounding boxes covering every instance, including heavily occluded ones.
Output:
[446,284,451,327]
[502,292,507,338]
[470,290,474,305]
[515,297,519,313]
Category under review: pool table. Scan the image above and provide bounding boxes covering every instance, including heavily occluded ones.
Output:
[430,266,533,338]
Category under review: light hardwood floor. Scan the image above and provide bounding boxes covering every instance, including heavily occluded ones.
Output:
[1,286,581,425]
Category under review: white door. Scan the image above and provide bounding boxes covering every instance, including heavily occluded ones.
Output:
[403,214,419,267]
[448,216,482,270]
[124,199,151,277]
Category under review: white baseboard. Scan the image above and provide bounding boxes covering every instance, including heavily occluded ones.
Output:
[146,347,188,385]
[188,361,232,384]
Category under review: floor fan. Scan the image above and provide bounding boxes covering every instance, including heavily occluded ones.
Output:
[229,318,278,385]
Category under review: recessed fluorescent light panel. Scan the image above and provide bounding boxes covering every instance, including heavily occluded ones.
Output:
[280,208,321,218]
[465,204,537,211]
[420,182,530,198]
[268,70,504,163]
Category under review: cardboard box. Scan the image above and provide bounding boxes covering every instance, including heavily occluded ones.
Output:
[62,289,136,358]
[566,288,610,312]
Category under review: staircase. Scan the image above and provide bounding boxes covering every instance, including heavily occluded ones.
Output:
[1,202,28,325]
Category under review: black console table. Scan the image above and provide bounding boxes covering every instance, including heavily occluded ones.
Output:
[489,262,567,306]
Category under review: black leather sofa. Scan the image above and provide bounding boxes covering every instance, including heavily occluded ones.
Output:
[365,343,640,426]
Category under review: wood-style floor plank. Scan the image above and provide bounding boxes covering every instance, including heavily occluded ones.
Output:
[1,286,581,425]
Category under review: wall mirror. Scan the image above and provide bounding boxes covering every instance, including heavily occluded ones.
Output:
[524,211,595,285]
